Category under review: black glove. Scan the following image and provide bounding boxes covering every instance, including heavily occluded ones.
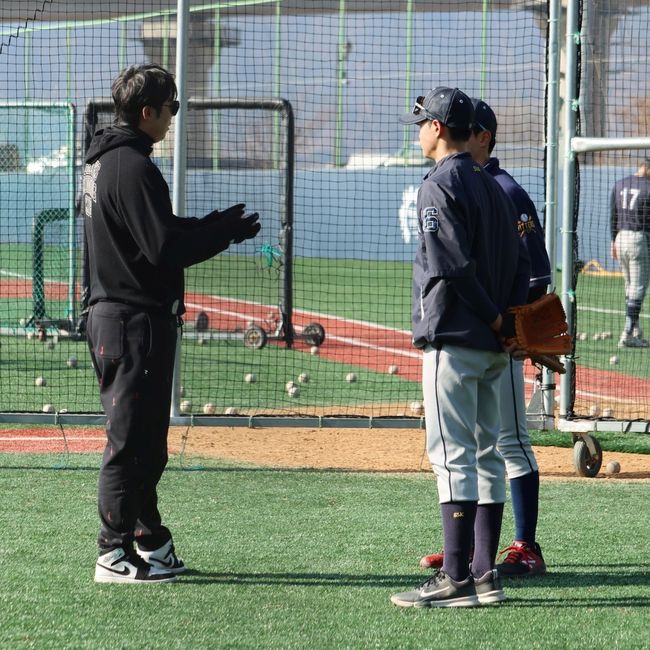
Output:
[203,203,245,224]
[229,212,261,243]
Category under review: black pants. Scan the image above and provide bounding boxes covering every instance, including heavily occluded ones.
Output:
[87,301,178,553]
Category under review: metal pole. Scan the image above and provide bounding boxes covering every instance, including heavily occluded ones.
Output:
[171,0,190,418]
[541,0,561,424]
[67,104,77,325]
[480,0,488,96]
[334,0,346,167]
[402,0,414,155]
[559,0,580,418]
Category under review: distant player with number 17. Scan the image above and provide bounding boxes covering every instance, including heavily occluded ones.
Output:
[610,157,650,348]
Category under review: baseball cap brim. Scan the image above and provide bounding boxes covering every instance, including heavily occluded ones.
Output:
[399,112,428,125]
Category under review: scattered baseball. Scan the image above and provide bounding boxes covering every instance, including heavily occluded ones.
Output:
[388,365,399,375]
[244,373,257,384]
[410,400,424,415]
[605,460,621,475]
[35,376,47,387]
[589,404,601,417]
[179,385,185,397]
[46,340,55,350]
[42,404,54,413]
[180,399,192,413]
[202,402,216,415]
[345,372,358,383]
[310,345,319,356]
[197,336,206,346]
[578,332,587,341]
[285,380,296,391]
[66,355,78,368]
[26,331,34,340]
[609,355,619,366]
[19,318,26,327]
[603,331,613,340]
[288,385,300,398]
[298,372,310,384]
[602,408,614,418]
[225,406,239,415]
[592,333,601,341]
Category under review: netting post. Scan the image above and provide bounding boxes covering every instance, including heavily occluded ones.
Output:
[29,209,68,325]
[542,0,562,425]
[559,0,581,419]
[170,0,191,419]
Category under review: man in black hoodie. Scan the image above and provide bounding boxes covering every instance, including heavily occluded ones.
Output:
[85,64,260,584]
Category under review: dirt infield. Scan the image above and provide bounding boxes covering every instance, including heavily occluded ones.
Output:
[5,426,646,480]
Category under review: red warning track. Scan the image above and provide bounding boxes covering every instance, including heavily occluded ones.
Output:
[3,280,649,421]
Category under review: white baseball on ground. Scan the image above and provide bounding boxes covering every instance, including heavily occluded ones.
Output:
[310,346,319,355]
[288,385,300,397]
[605,460,621,475]
[609,355,619,365]
[66,356,78,368]
[225,406,239,415]
[180,400,192,413]
[244,373,257,384]
[298,372,309,383]
[388,365,399,375]
[345,372,357,383]
[410,400,424,415]
[602,408,614,418]
[589,404,601,417]
[42,404,54,413]
[202,402,216,415]
[285,380,296,391]
[35,376,46,387]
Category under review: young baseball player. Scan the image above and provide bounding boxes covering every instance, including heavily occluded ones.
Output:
[610,157,650,348]
[419,98,551,577]
[390,88,530,608]
[85,64,261,583]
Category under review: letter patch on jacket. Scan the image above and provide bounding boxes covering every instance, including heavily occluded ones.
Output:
[422,206,439,233]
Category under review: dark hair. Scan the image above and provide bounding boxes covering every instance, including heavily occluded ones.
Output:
[447,125,472,143]
[471,125,496,153]
[111,64,177,127]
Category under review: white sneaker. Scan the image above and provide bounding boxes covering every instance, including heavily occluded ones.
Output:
[136,538,186,574]
[618,333,650,348]
[95,547,177,584]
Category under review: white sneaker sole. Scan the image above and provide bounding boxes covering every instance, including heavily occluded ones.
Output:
[95,570,177,584]
[391,593,480,608]
[477,589,506,604]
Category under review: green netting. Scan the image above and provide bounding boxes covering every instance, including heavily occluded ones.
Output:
[571,0,650,422]
[0,1,548,419]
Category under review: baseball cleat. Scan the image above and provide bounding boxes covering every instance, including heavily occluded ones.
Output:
[390,570,479,608]
[419,551,444,569]
[473,569,506,604]
[136,538,186,574]
[95,547,177,584]
[618,333,650,348]
[496,541,546,576]
[419,548,474,570]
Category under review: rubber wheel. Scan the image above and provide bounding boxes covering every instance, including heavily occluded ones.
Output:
[243,325,267,350]
[302,322,325,346]
[195,311,209,332]
[573,435,603,477]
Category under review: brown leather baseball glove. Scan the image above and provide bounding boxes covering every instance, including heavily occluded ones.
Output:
[505,292,572,373]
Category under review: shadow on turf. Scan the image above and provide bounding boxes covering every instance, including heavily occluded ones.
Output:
[179,570,428,588]
[177,568,650,596]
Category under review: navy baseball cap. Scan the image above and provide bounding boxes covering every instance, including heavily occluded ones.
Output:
[399,87,474,128]
[471,98,498,135]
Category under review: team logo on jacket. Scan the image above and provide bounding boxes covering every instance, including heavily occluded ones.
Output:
[517,212,536,236]
[422,206,439,233]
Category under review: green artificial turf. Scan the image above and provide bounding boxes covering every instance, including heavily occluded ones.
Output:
[0,455,648,649]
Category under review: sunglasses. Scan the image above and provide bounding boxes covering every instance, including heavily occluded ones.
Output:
[164,100,180,116]
[411,95,436,121]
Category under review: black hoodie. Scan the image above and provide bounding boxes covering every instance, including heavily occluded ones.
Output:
[83,125,232,315]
